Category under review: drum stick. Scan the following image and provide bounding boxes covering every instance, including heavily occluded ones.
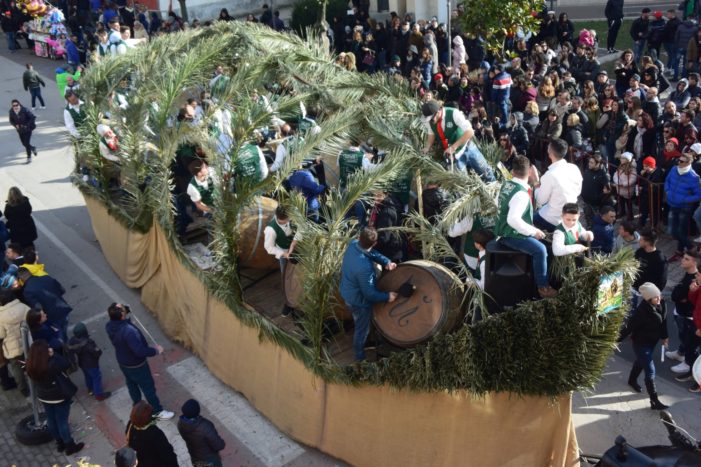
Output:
[130,312,161,349]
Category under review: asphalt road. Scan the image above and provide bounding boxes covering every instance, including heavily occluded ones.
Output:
[550,0,681,20]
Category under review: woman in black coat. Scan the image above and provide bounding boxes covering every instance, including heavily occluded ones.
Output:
[625,112,657,162]
[8,99,36,163]
[619,282,669,410]
[127,401,179,467]
[4,186,37,248]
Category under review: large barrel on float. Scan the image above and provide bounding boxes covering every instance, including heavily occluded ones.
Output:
[237,196,279,270]
[283,260,351,319]
[373,260,465,347]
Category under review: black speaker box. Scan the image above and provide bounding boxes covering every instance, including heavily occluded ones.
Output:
[484,240,538,313]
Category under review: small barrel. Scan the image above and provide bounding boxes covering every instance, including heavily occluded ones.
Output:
[373,260,465,347]
[237,196,279,270]
[283,260,351,320]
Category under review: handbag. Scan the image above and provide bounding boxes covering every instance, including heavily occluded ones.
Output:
[55,371,78,399]
[362,52,374,66]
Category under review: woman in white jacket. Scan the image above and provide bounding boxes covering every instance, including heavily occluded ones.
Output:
[0,289,31,394]
[452,35,467,65]
[613,152,638,221]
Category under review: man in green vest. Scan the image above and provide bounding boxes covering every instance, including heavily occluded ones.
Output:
[209,65,230,99]
[264,206,299,316]
[552,203,593,257]
[493,155,556,298]
[186,160,217,215]
[337,143,375,191]
[63,90,85,139]
[233,143,268,185]
[421,100,495,182]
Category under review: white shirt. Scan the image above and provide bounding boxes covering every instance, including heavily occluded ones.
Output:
[99,139,120,162]
[336,146,378,173]
[186,172,218,203]
[552,223,592,257]
[535,159,582,226]
[109,29,126,56]
[271,137,293,172]
[263,218,301,259]
[63,100,84,138]
[506,178,538,237]
[476,250,486,290]
[426,108,473,157]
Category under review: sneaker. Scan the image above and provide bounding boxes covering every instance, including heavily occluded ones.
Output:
[694,236,701,243]
[538,286,558,298]
[95,391,112,401]
[610,48,620,53]
[39,106,46,109]
[689,383,700,393]
[155,409,174,420]
[671,362,691,374]
[31,107,36,111]
[31,146,37,156]
[665,349,685,362]
[675,372,694,382]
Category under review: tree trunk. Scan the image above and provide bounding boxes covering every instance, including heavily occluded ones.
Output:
[178,0,188,22]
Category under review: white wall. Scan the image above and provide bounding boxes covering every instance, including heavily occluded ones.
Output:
[159,0,296,22]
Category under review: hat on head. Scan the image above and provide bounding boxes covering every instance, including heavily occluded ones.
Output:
[421,100,441,118]
[115,447,138,467]
[643,156,656,168]
[669,137,679,147]
[434,73,443,81]
[409,45,418,54]
[631,74,641,81]
[639,282,661,301]
[654,10,663,18]
[55,67,65,74]
[181,399,200,418]
[620,152,633,162]
[72,322,88,338]
[597,70,608,76]
[691,142,701,154]
[96,124,110,137]
[391,54,400,62]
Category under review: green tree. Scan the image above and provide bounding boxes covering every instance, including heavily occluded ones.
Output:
[456,0,542,57]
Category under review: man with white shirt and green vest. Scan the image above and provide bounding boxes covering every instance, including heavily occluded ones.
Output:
[338,143,377,191]
[421,100,495,182]
[63,91,85,139]
[264,206,299,316]
[494,155,557,298]
[186,160,217,215]
[233,143,268,186]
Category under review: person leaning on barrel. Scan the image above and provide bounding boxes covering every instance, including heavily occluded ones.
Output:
[493,155,557,299]
[340,227,397,362]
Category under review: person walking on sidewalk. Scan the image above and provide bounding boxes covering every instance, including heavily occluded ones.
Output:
[105,303,174,420]
[67,322,112,401]
[177,399,226,467]
[666,249,698,379]
[8,100,36,163]
[22,64,45,110]
[619,282,670,410]
[126,401,178,467]
[605,0,624,54]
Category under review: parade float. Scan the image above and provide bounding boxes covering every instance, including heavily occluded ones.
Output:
[72,22,636,466]
[20,0,67,59]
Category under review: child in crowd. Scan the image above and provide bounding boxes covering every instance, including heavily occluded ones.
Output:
[590,205,616,254]
[613,152,637,221]
[613,220,640,254]
[67,322,111,401]
[633,228,668,292]
[552,203,594,256]
[472,228,495,290]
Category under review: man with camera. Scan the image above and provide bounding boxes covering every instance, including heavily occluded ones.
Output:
[105,303,174,420]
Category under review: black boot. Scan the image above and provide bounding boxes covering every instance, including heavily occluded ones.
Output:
[56,440,65,452]
[628,364,643,393]
[64,441,85,455]
[645,379,669,410]
[0,364,17,390]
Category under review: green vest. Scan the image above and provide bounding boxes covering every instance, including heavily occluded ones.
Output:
[98,43,109,57]
[65,105,86,126]
[267,218,293,250]
[389,170,412,207]
[189,176,214,206]
[338,148,364,189]
[235,144,264,183]
[464,215,496,258]
[494,180,532,239]
[429,107,466,151]
[298,117,316,134]
[211,75,230,97]
[555,222,584,245]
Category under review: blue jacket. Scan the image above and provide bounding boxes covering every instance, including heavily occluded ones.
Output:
[340,240,390,309]
[105,318,157,367]
[590,215,615,254]
[288,169,325,211]
[65,39,80,64]
[664,167,701,208]
[22,275,72,325]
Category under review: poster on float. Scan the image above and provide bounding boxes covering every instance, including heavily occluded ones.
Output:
[596,271,624,315]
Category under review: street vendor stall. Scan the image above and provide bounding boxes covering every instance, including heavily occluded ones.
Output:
[24,4,67,59]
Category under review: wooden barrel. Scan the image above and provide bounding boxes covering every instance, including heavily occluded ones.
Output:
[373,260,465,348]
[237,196,279,270]
[283,260,351,320]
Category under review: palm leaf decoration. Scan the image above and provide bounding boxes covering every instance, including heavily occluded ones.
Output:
[72,21,638,396]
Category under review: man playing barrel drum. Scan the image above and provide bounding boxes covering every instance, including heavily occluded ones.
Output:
[264,206,300,317]
[340,227,398,361]
[494,155,557,299]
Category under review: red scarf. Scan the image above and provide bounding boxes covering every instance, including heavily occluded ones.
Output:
[434,111,449,150]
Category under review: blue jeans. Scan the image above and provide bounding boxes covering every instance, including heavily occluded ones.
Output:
[533,211,556,233]
[5,31,16,51]
[633,39,646,63]
[498,236,549,288]
[349,306,372,361]
[674,314,691,355]
[455,142,496,182]
[633,344,656,381]
[674,48,687,80]
[119,362,163,413]
[43,399,74,444]
[664,42,677,71]
[29,87,45,107]
[82,366,105,396]
[668,206,693,252]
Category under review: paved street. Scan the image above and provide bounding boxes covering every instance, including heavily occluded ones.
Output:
[544,0,679,20]
[0,27,700,465]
